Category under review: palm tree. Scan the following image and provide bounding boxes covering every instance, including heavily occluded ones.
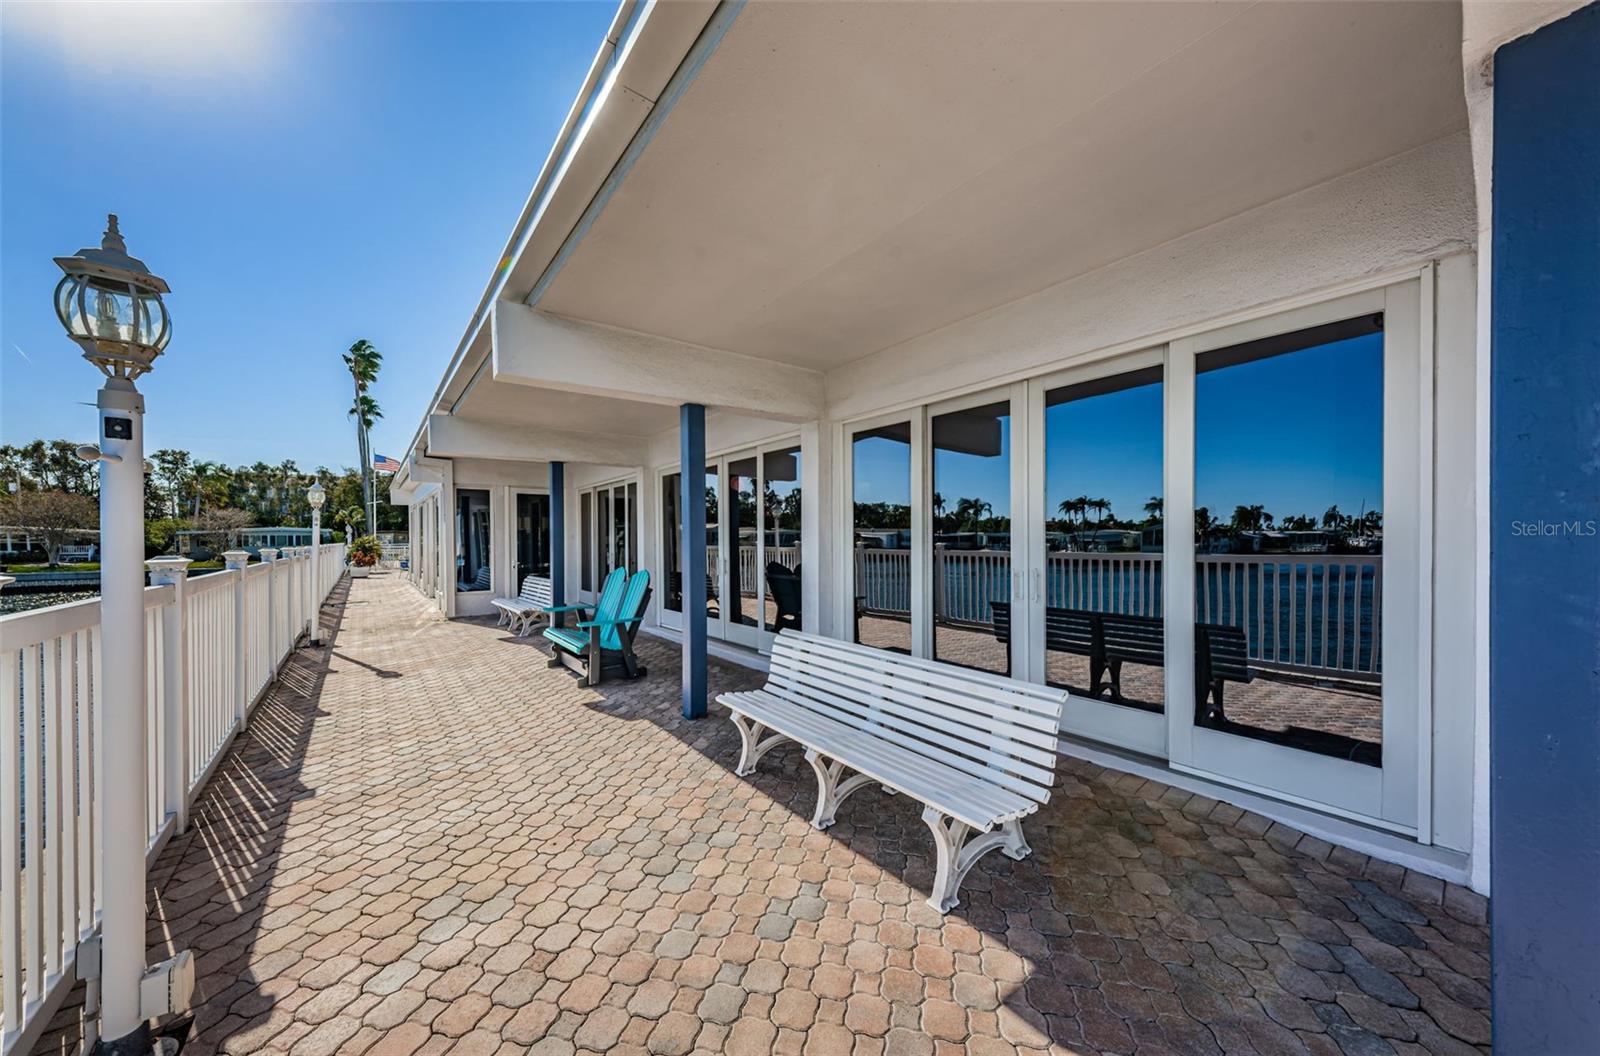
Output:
[333,505,365,542]
[343,339,383,534]
[1089,497,1111,527]
[1143,496,1164,523]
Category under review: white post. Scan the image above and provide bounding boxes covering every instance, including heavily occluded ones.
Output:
[92,376,150,1043]
[224,551,250,722]
[286,546,301,645]
[260,548,280,668]
[145,557,191,835]
[310,511,323,645]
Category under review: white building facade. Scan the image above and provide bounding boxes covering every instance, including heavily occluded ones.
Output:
[392,10,1600,1041]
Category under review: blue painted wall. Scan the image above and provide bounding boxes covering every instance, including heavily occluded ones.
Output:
[1490,4,1600,1051]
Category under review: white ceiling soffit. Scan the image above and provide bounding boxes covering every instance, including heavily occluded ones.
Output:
[537,0,1468,371]
[431,0,721,414]
[491,300,825,421]
[452,373,681,438]
[427,414,648,466]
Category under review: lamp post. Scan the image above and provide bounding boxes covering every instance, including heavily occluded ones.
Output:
[307,481,325,644]
[55,215,184,1054]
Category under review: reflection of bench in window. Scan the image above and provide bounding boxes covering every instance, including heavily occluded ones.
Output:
[1195,623,1252,722]
[988,602,1252,714]
[765,562,802,632]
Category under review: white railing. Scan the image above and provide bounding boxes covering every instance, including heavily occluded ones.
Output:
[851,547,1382,681]
[0,543,346,1055]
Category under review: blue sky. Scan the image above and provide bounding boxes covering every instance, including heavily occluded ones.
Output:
[1,0,615,471]
[852,332,1383,526]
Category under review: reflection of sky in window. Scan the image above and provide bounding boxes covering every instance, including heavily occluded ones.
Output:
[849,330,1381,526]
[1047,380,1163,524]
[1197,333,1383,519]
[853,435,911,506]
[933,413,1011,519]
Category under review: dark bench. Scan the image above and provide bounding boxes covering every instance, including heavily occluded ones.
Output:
[989,602,1252,716]
[1195,622,1252,722]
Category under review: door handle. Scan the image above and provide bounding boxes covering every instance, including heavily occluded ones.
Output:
[1032,569,1041,603]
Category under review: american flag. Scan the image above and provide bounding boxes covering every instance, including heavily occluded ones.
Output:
[373,454,401,473]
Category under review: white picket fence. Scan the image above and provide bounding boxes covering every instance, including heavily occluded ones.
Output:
[0,543,345,1055]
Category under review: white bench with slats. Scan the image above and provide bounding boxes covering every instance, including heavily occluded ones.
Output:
[718,631,1068,913]
[491,575,553,636]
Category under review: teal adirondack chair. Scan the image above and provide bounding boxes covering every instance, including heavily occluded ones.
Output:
[542,569,652,686]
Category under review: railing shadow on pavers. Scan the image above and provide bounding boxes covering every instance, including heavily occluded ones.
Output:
[24,576,355,1056]
[511,630,1491,1056]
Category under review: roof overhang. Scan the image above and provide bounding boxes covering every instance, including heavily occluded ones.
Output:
[411,0,1473,451]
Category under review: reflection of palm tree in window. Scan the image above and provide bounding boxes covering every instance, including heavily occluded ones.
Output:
[952,496,991,531]
[1231,504,1273,532]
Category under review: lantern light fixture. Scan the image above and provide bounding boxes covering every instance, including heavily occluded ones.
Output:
[53,214,171,379]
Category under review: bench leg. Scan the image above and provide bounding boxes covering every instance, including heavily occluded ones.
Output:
[804,749,874,830]
[730,714,788,777]
[1001,817,1031,861]
[922,806,1029,914]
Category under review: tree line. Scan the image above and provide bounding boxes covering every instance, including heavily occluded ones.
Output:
[0,441,403,564]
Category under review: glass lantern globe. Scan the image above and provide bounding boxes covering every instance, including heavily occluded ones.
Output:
[53,215,170,379]
[307,482,326,510]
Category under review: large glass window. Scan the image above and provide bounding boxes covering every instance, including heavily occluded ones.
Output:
[931,400,1012,674]
[598,490,613,581]
[763,447,802,633]
[704,466,720,620]
[663,473,682,613]
[1044,368,1165,709]
[851,423,912,653]
[455,488,491,592]
[728,456,759,628]
[626,482,639,573]
[612,488,628,574]
[1194,315,1384,766]
[516,493,550,586]
[580,492,593,592]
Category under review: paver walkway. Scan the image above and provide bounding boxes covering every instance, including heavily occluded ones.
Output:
[35,573,1490,1055]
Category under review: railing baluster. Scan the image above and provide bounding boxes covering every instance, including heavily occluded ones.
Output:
[2,645,23,1037]
[22,642,43,1007]
[43,635,62,980]
[74,629,91,941]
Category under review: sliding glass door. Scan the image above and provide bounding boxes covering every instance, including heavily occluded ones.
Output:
[837,280,1423,832]
[661,443,804,651]
[1166,285,1421,830]
[849,416,916,654]
[1027,354,1167,755]
[579,479,636,600]
[929,392,1017,676]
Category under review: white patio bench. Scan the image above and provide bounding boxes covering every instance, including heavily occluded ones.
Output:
[491,575,553,636]
[718,631,1068,913]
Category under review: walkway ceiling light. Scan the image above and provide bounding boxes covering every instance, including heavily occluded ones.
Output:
[54,214,171,380]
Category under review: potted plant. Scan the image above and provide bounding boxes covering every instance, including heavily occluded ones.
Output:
[348,534,381,578]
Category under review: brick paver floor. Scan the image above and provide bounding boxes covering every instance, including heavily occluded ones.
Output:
[34,572,1489,1055]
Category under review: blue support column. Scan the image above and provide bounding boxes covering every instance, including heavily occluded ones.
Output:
[1490,6,1600,1051]
[550,461,566,624]
[680,404,708,718]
